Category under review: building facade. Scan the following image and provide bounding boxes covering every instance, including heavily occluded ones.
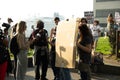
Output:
[94,0,120,27]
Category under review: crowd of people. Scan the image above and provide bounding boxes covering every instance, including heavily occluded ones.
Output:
[0,16,114,80]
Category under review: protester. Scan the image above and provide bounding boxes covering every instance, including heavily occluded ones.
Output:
[3,28,13,76]
[16,21,30,80]
[80,18,88,25]
[10,23,18,79]
[77,24,93,80]
[90,20,101,51]
[2,18,13,41]
[49,17,60,80]
[30,20,49,80]
[0,29,9,80]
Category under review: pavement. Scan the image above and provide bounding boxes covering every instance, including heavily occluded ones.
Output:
[5,67,120,80]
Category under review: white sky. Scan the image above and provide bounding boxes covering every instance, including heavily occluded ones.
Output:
[0,0,93,21]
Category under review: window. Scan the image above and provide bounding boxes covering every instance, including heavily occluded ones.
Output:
[96,0,120,2]
[96,9,120,18]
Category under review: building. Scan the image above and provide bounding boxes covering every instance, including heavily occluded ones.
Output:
[94,0,120,27]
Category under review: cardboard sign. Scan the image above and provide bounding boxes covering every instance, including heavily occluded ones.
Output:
[55,19,78,68]
[115,12,120,23]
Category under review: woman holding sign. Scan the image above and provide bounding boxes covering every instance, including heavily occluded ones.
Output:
[77,24,93,80]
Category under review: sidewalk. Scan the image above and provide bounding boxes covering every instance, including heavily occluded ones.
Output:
[5,67,120,80]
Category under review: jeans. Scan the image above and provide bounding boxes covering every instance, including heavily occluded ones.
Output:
[16,50,28,80]
[50,51,60,80]
[59,68,72,80]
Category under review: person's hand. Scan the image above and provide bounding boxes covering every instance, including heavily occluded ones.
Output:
[76,39,80,47]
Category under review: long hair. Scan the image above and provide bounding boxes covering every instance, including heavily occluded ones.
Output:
[79,24,93,42]
[16,21,26,34]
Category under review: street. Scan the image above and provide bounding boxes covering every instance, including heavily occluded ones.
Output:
[5,67,120,80]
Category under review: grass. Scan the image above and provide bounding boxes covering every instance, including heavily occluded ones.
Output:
[95,36,112,55]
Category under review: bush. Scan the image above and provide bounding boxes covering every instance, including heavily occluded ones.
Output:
[96,37,112,55]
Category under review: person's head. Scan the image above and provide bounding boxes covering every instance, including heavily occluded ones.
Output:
[80,18,87,25]
[107,13,114,23]
[54,17,60,25]
[94,20,99,26]
[16,21,27,34]
[36,20,44,29]
[78,24,92,39]
[13,23,18,33]
[4,28,8,35]
[7,18,13,24]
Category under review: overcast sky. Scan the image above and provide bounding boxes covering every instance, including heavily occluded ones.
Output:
[0,0,93,21]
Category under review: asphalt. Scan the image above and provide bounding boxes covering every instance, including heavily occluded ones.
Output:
[5,67,120,80]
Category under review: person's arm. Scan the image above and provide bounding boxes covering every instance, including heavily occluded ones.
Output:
[49,28,55,46]
[77,38,92,53]
[49,28,53,42]
[98,26,101,36]
[77,42,92,53]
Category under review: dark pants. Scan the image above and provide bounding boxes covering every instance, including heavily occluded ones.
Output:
[80,71,91,80]
[35,50,48,79]
[13,54,17,79]
[7,53,13,75]
[50,50,60,80]
[79,63,91,80]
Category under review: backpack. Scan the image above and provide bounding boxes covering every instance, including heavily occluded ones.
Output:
[10,35,20,55]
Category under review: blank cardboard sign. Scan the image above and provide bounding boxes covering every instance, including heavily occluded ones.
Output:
[55,19,78,68]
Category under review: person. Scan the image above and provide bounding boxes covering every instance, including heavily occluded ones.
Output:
[10,23,18,39]
[30,20,49,80]
[49,17,60,80]
[0,29,9,80]
[90,20,101,52]
[3,28,9,44]
[2,18,13,29]
[107,13,119,54]
[58,19,72,80]
[77,17,89,56]
[2,18,13,39]
[16,21,30,80]
[10,23,18,79]
[77,24,93,80]
[80,17,88,25]
[7,18,13,32]
[3,28,13,76]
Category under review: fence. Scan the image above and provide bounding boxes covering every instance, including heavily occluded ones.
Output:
[116,30,120,58]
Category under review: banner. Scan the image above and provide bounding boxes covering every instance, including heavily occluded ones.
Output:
[115,12,120,23]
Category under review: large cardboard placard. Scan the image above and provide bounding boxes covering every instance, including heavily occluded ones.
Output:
[55,19,78,68]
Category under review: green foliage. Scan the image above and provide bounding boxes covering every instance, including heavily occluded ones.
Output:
[27,49,34,57]
[96,37,112,55]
